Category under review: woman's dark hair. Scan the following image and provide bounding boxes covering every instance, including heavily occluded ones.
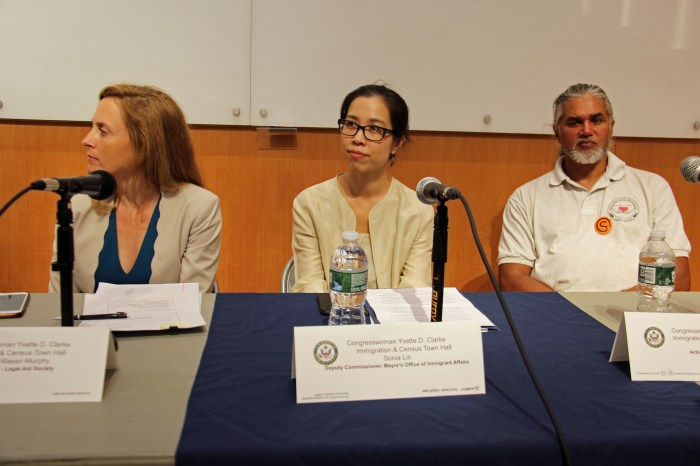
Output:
[339,83,409,142]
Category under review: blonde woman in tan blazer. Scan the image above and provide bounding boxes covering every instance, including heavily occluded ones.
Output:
[49,84,221,293]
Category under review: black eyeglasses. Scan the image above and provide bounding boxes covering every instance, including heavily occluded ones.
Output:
[338,119,393,142]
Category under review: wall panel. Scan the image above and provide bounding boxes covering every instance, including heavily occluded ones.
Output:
[1,122,698,293]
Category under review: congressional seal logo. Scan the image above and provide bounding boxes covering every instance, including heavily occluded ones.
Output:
[607,197,639,222]
[314,340,338,365]
[644,327,665,348]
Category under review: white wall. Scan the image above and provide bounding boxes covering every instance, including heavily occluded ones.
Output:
[2,0,699,137]
[0,0,251,124]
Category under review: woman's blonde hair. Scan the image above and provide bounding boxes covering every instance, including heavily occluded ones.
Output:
[99,84,203,191]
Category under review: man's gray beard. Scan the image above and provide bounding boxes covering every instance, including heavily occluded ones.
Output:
[561,146,606,165]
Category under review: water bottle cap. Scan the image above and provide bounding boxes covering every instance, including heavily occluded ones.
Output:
[649,229,666,240]
[342,230,360,242]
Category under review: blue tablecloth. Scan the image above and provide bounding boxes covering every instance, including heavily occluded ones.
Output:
[176,293,700,465]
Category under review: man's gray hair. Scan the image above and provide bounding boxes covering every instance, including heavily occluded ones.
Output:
[552,83,614,127]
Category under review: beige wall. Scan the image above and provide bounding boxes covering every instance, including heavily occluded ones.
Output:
[1,121,698,292]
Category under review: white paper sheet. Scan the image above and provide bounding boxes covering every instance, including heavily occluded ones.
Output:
[611,311,700,382]
[80,283,204,331]
[293,321,485,403]
[0,327,117,403]
[366,288,497,330]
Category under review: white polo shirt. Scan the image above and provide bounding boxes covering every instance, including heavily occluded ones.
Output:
[498,152,691,291]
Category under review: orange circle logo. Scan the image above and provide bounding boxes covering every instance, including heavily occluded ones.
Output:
[595,217,613,235]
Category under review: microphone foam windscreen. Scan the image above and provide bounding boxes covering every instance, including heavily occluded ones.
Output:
[91,170,117,200]
[680,156,700,183]
[416,177,440,205]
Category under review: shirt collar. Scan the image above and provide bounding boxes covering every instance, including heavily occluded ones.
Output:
[550,151,626,188]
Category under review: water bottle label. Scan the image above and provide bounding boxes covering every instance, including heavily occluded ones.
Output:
[638,265,675,286]
[330,269,368,293]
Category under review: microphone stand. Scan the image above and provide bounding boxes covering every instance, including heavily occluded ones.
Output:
[416,176,571,465]
[51,194,74,327]
[430,200,448,322]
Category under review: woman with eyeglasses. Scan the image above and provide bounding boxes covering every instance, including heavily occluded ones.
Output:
[291,83,433,292]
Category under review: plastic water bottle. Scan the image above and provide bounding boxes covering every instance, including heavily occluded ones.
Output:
[328,231,368,325]
[637,230,676,312]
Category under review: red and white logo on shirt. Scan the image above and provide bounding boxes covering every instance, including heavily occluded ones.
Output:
[607,197,639,222]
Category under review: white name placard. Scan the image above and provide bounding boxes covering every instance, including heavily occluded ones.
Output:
[293,321,484,403]
[610,312,700,382]
[0,327,118,403]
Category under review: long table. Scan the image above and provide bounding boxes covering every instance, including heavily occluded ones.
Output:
[560,291,700,331]
[176,292,700,466]
[0,293,215,466]
[1,292,699,465]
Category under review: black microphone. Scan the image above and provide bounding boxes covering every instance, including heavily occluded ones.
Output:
[30,170,116,200]
[416,177,461,204]
[680,156,700,183]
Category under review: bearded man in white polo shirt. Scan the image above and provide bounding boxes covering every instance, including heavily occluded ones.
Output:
[497,83,691,292]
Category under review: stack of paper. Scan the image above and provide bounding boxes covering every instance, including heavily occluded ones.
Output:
[366,287,497,331]
[79,283,205,331]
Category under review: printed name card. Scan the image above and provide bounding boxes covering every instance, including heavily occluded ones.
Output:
[293,321,484,403]
[610,312,700,382]
[0,327,118,403]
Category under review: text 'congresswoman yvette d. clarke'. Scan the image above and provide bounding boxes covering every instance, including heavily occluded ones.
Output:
[330,336,467,370]
[0,339,71,373]
[294,322,485,403]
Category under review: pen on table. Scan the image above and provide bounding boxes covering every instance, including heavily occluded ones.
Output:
[76,312,128,320]
[53,312,128,321]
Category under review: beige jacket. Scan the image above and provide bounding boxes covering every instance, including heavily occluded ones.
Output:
[49,183,222,293]
[291,177,434,292]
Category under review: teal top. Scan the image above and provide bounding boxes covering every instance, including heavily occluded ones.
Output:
[93,197,161,292]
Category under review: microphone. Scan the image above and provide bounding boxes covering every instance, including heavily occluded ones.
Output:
[416,177,461,204]
[680,156,700,183]
[30,170,116,200]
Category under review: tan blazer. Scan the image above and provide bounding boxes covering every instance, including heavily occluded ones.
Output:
[291,177,434,292]
[49,183,222,293]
